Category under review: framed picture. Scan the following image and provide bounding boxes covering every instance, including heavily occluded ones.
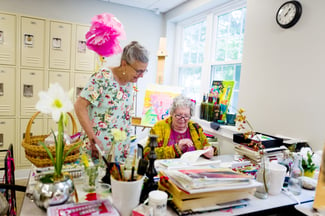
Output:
[0,30,3,44]
[78,40,86,53]
[24,34,34,47]
[52,37,61,49]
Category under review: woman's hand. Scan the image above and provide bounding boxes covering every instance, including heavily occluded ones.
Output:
[203,146,214,159]
[88,136,103,158]
[178,138,194,152]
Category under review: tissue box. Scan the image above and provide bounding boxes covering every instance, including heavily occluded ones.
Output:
[233,132,283,148]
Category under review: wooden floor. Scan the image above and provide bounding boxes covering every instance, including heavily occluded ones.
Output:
[15,178,28,216]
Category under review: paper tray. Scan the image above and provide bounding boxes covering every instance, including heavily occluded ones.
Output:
[233,132,283,148]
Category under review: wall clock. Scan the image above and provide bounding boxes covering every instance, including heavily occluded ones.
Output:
[276,1,302,29]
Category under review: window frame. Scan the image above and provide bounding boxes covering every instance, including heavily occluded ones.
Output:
[173,0,246,106]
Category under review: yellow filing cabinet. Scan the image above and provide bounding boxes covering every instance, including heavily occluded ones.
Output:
[49,21,72,70]
[0,13,16,65]
[49,70,70,91]
[0,66,15,115]
[73,72,91,100]
[75,24,95,71]
[0,118,15,153]
[20,68,44,116]
[21,16,45,68]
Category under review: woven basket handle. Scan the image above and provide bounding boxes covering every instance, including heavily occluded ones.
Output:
[24,112,78,143]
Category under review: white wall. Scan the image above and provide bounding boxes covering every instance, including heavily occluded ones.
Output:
[240,0,325,151]
[1,0,163,117]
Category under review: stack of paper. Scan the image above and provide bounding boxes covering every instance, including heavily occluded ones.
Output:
[159,168,260,212]
[234,144,287,163]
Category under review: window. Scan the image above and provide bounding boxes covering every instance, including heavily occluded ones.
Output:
[176,2,246,113]
[178,20,206,101]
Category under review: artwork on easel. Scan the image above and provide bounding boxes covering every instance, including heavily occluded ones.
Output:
[141,84,182,126]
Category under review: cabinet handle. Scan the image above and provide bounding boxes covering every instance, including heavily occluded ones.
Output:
[30,72,35,75]
[0,133,3,147]
[0,70,4,73]
[0,121,5,124]
[30,21,36,25]
[59,25,64,29]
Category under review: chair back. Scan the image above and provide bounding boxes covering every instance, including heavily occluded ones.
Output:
[0,144,26,216]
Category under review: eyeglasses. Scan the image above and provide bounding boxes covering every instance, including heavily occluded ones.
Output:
[174,114,191,120]
[127,62,148,75]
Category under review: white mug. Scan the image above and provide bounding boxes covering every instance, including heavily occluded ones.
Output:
[149,190,168,216]
[268,162,287,195]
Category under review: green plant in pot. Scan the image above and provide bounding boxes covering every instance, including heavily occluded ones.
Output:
[33,83,81,209]
[302,151,317,178]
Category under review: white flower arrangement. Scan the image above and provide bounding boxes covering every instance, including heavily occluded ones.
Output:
[35,83,80,180]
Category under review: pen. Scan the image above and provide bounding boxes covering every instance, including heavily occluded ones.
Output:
[130,149,137,181]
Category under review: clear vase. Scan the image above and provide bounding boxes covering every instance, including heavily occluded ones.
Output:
[83,166,98,192]
[288,153,303,195]
[254,155,270,199]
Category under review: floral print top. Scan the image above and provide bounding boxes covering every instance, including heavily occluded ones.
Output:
[80,67,133,162]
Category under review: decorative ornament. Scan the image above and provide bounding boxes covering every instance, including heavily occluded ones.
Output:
[86,13,126,57]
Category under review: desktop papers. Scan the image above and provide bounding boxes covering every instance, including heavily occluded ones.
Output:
[156,149,221,169]
[163,168,259,194]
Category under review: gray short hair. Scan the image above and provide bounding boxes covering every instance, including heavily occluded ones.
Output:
[121,41,149,64]
[170,95,195,116]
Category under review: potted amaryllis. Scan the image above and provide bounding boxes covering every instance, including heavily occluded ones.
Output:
[32,83,81,209]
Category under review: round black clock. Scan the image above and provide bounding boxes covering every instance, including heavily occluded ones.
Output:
[276,1,302,29]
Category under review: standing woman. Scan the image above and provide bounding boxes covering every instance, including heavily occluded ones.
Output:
[74,41,149,162]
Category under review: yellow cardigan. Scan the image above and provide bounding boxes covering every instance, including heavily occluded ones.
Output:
[143,117,210,159]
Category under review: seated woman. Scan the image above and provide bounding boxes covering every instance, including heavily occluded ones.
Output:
[143,95,215,159]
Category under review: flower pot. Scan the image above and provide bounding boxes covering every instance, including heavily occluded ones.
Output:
[33,174,75,210]
[304,170,315,178]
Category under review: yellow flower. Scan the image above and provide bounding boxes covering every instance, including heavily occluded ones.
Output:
[111,128,127,142]
[81,153,90,168]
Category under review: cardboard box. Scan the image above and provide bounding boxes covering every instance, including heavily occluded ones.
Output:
[233,132,283,148]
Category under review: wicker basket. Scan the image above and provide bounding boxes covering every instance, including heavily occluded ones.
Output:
[22,111,82,167]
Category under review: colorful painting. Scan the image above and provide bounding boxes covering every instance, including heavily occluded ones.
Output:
[211,80,234,121]
[141,84,182,126]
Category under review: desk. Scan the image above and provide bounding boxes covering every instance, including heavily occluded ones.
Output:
[20,157,315,216]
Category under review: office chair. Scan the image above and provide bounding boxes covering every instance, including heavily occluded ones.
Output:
[0,144,26,216]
